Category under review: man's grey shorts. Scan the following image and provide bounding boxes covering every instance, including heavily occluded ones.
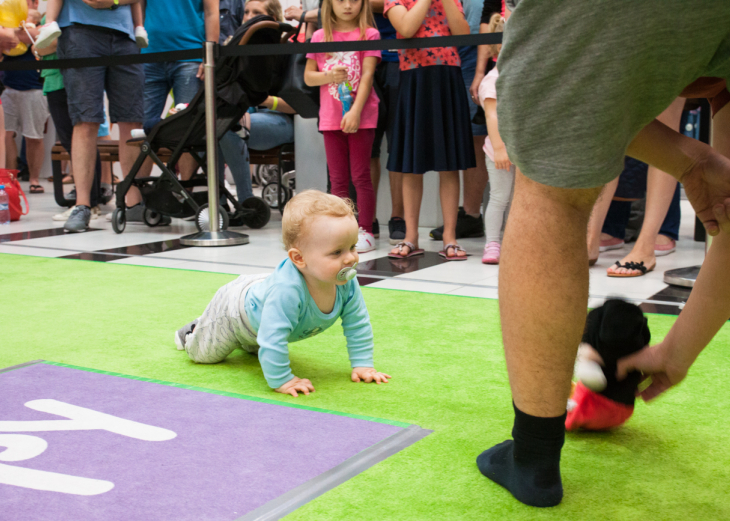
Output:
[1,88,49,140]
[57,24,144,127]
[497,0,730,189]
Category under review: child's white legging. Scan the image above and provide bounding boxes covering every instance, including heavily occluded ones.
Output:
[183,274,268,364]
[485,157,516,244]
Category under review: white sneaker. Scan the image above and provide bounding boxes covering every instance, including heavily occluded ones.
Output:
[35,21,61,50]
[53,205,100,222]
[135,26,149,48]
[356,228,376,253]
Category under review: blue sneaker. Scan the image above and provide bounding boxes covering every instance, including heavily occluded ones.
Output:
[64,205,91,233]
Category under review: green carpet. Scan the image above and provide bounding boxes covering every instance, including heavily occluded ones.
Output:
[1,253,729,520]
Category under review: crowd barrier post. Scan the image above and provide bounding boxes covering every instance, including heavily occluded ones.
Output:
[180,41,250,247]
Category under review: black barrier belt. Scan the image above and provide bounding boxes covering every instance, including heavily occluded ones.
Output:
[0,32,501,72]
[0,48,202,72]
[219,32,502,57]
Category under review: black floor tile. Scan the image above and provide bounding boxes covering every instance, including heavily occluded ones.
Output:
[0,227,102,243]
[95,239,190,256]
[59,252,127,262]
[358,252,446,277]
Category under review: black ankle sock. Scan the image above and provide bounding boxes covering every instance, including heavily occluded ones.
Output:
[477,404,566,507]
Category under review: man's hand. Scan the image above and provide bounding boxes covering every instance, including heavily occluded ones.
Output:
[330,66,348,84]
[680,152,730,237]
[0,28,19,52]
[493,145,512,171]
[275,376,315,397]
[616,342,689,402]
[340,110,360,134]
[284,5,304,21]
[351,367,391,384]
[196,62,205,80]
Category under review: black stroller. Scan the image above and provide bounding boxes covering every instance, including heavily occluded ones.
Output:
[111,17,290,234]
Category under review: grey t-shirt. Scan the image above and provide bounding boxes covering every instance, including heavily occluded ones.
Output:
[497,0,730,188]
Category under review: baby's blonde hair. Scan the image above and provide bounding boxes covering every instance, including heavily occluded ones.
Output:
[487,13,504,59]
[282,190,355,250]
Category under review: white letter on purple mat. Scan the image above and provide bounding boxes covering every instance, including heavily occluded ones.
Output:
[0,399,177,441]
[0,434,115,495]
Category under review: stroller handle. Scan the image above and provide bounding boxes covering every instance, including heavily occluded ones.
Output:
[237,20,292,47]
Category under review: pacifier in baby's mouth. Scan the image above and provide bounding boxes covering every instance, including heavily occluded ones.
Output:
[337,262,358,282]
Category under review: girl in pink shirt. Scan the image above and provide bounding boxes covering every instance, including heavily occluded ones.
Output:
[305,0,382,253]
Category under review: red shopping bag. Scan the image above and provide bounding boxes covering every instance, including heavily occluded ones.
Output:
[0,169,29,221]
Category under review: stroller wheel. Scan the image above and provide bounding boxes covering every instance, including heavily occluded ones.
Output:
[241,196,271,229]
[258,164,279,185]
[261,182,280,209]
[143,208,163,227]
[195,203,230,232]
[111,208,126,234]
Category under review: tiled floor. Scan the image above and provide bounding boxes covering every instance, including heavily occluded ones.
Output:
[2,179,704,315]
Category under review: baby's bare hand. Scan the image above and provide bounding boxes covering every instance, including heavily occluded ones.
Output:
[351,367,391,384]
[276,376,315,397]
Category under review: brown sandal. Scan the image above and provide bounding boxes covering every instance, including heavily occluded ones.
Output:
[388,241,425,259]
[439,244,468,261]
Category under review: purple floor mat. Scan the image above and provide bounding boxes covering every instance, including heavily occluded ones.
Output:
[0,363,414,521]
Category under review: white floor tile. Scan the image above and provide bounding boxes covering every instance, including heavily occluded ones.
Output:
[108,256,189,269]
[172,261,276,276]
[367,278,463,295]
[0,244,80,258]
[447,285,499,300]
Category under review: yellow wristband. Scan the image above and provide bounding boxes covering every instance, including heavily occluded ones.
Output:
[272,96,279,111]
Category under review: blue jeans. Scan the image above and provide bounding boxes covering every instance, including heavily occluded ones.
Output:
[225,111,294,202]
[219,130,253,202]
[143,61,202,129]
[248,110,294,150]
[602,183,681,241]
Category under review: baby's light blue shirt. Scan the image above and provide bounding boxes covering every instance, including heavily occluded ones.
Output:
[245,259,374,388]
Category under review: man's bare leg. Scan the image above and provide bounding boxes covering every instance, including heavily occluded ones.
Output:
[25,137,45,187]
[477,170,602,507]
[5,131,17,170]
[117,121,144,206]
[70,122,101,208]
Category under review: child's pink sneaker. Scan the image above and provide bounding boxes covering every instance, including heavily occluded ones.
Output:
[482,241,501,264]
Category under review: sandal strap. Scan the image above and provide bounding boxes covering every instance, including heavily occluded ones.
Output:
[444,243,466,254]
[395,241,416,252]
[613,260,647,273]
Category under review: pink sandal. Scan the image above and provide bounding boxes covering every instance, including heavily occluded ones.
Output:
[388,241,425,259]
[439,244,468,261]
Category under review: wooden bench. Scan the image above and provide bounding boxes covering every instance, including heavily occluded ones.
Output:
[51,140,294,208]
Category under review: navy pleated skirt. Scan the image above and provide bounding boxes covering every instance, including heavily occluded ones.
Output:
[387,65,476,174]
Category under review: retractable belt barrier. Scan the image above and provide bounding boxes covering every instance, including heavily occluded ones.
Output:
[0,32,502,72]
[0,30,502,246]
